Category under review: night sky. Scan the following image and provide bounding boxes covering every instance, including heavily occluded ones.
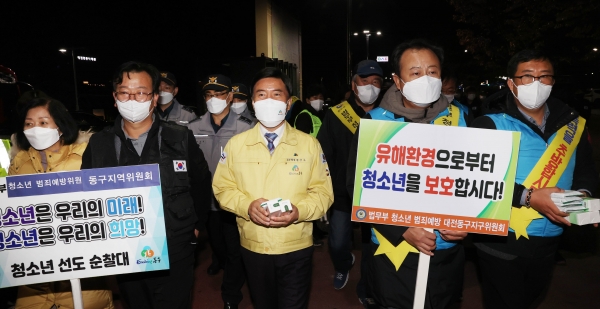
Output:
[2,0,596,114]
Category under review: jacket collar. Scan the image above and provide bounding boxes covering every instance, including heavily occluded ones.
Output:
[112,114,160,142]
[486,89,578,138]
[212,110,239,133]
[28,143,70,164]
[245,121,298,147]
[170,99,182,116]
[346,93,367,118]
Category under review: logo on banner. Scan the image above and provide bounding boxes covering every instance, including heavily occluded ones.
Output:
[141,246,154,258]
[356,209,367,220]
[173,160,187,172]
[137,246,162,265]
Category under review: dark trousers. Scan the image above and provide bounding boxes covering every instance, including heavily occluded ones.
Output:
[328,209,354,273]
[368,243,464,309]
[329,210,372,298]
[221,211,246,304]
[478,248,555,309]
[357,223,373,299]
[207,210,227,267]
[117,239,195,309]
[241,246,313,309]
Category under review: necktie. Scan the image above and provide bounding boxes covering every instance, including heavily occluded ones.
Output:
[265,133,278,155]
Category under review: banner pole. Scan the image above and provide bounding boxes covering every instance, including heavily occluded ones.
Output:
[70,278,84,309]
[412,228,433,309]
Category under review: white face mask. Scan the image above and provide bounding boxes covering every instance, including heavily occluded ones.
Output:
[443,94,455,103]
[231,101,247,114]
[510,80,552,110]
[355,84,380,104]
[24,127,61,150]
[467,93,476,101]
[206,93,229,114]
[310,99,324,111]
[158,91,174,105]
[400,75,442,107]
[253,98,288,128]
[116,99,152,123]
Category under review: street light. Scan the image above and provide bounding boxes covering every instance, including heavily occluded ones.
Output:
[594,48,598,52]
[59,48,80,111]
[360,30,381,60]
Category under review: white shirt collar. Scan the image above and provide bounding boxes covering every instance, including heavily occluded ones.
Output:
[259,122,286,149]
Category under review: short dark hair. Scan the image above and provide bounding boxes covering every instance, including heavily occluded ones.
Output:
[507,50,553,77]
[251,67,293,98]
[304,84,323,100]
[112,61,161,95]
[16,98,79,150]
[391,39,444,76]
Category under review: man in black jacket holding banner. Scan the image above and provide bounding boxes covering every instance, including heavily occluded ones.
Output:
[81,61,212,308]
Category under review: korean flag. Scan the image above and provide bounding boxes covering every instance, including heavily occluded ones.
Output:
[173,160,187,172]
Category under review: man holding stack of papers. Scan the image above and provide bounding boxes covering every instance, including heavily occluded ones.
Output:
[471,50,599,309]
[551,190,600,224]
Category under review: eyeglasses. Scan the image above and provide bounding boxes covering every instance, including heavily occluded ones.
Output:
[513,75,555,86]
[115,91,154,102]
[204,91,229,100]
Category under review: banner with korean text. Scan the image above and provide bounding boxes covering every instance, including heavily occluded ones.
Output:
[352,120,520,236]
[0,164,168,288]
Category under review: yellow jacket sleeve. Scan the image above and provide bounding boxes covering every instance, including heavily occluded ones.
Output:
[212,141,254,221]
[295,138,334,222]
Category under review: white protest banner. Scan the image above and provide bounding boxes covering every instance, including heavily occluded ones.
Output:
[0,164,168,288]
[352,119,520,234]
[351,119,520,309]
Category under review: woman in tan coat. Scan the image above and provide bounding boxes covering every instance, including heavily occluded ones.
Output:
[9,98,113,309]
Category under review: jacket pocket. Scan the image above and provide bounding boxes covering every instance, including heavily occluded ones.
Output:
[164,193,197,235]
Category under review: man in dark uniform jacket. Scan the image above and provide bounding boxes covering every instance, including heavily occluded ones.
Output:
[156,71,198,125]
[187,74,256,309]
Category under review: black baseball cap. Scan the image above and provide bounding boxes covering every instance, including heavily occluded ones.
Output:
[203,74,231,91]
[231,83,249,100]
[160,72,177,86]
[354,60,383,77]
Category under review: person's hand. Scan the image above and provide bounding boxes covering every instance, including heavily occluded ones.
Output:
[402,227,436,256]
[248,198,270,226]
[439,230,467,242]
[270,204,300,228]
[529,187,570,226]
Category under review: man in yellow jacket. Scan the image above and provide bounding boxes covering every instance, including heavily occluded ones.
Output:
[213,67,334,309]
